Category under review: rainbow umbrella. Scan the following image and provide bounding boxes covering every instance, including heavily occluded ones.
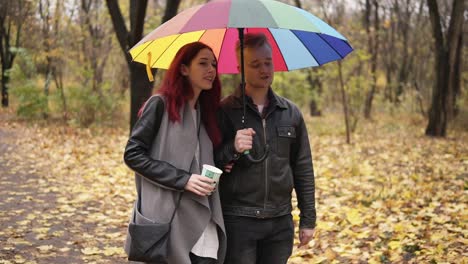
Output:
[130,0,353,162]
[129,0,353,74]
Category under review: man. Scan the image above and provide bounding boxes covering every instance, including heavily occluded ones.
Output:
[215,33,316,264]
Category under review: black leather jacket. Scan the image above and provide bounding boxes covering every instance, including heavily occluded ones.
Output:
[123,96,191,191]
[215,88,316,228]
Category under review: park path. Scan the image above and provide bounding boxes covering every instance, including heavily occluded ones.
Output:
[0,114,127,264]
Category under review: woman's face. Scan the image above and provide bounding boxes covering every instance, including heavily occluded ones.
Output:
[181,48,217,93]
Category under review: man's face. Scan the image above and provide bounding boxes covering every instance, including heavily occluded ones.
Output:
[243,44,274,90]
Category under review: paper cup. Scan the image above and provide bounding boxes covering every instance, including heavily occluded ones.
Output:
[201,164,223,187]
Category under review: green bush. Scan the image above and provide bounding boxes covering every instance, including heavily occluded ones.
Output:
[10,82,48,119]
[65,84,125,127]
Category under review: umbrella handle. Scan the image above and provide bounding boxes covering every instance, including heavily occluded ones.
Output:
[238,28,269,164]
[243,145,269,163]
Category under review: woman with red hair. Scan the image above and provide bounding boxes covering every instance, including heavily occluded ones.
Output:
[123,42,226,264]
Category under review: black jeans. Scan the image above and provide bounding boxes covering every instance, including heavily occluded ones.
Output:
[223,214,294,264]
[189,252,217,264]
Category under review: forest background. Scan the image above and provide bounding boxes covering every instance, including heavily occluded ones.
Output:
[0,0,466,263]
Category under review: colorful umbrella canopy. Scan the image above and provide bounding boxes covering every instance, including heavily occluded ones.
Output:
[129,0,353,74]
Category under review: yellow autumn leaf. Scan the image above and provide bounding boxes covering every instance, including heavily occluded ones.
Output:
[292,213,300,222]
[81,247,101,255]
[13,255,26,264]
[393,223,407,234]
[430,233,445,242]
[346,209,364,225]
[32,227,50,234]
[51,230,64,237]
[312,256,328,264]
[58,247,70,252]
[16,220,30,226]
[102,246,123,256]
[325,248,337,260]
[7,238,32,246]
[316,221,335,231]
[104,232,122,239]
[37,245,53,252]
[25,214,36,220]
[356,229,371,239]
[35,234,47,240]
[288,256,305,264]
[388,240,401,250]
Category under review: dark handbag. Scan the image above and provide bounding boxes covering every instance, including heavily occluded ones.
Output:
[127,194,182,262]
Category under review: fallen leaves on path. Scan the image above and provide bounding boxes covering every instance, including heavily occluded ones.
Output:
[0,114,466,263]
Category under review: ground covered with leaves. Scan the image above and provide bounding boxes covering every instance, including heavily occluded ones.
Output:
[0,111,466,264]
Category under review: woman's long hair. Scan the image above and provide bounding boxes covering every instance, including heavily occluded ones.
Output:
[140,42,222,147]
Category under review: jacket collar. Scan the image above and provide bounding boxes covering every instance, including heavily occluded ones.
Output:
[232,84,288,110]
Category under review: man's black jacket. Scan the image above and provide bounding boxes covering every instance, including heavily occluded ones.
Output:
[215,88,316,229]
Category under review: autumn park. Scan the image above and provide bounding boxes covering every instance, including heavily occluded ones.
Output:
[0,0,466,263]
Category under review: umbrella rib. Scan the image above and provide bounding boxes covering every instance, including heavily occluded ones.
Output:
[216,28,229,68]
[265,28,290,71]
[150,35,183,68]
[316,33,345,60]
[131,40,156,62]
[290,30,321,67]
[199,29,208,39]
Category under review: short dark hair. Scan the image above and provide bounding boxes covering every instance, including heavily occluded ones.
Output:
[235,33,272,60]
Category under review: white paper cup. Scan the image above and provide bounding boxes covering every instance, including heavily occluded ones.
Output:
[201,164,223,187]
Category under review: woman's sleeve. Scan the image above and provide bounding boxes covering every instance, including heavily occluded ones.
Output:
[123,96,191,191]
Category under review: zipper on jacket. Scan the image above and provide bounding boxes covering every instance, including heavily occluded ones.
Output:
[262,118,268,212]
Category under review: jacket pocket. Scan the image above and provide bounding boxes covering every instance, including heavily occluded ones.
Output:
[276,126,296,157]
[135,202,157,224]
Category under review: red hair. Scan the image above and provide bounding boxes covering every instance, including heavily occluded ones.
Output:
[139,42,222,147]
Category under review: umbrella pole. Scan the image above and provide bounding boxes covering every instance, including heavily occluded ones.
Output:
[238,28,247,128]
[237,28,269,164]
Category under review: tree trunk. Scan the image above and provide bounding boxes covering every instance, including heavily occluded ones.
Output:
[363,0,379,119]
[80,0,112,104]
[394,0,410,102]
[425,0,464,137]
[0,1,29,107]
[294,0,323,117]
[383,4,396,103]
[43,71,52,119]
[39,0,51,117]
[128,64,154,130]
[293,0,302,9]
[106,0,181,131]
[452,32,463,117]
[414,80,426,117]
[426,50,448,136]
[54,67,68,121]
[338,61,351,144]
[306,69,322,116]
[1,73,9,107]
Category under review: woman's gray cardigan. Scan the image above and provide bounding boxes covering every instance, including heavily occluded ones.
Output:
[123,95,226,263]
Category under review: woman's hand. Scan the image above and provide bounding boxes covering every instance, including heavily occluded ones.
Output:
[224,162,234,173]
[184,174,215,196]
